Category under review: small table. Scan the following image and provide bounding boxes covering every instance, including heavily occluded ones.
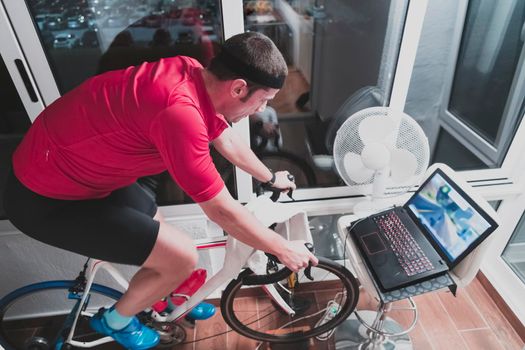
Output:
[335,215,456,349]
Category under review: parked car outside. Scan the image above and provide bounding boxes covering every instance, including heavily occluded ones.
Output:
[35,14,49,31]
[199,25,218,43]
[128,15,144,27]
[106,16,127,28]
[67,15,87,29]
[143,14,162,28]
[181,7,201,26]
[79,30,99,48]
[176,30,194,44]
[53,33,77,49]
[45,14,66,30]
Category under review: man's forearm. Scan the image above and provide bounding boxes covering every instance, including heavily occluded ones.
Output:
[199,188,286,254]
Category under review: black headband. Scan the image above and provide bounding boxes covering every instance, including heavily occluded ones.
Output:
[214,49,286,89]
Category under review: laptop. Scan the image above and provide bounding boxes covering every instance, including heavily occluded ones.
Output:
[348,164,499,292]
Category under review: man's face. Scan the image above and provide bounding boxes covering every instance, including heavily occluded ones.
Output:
[224,88,279,123]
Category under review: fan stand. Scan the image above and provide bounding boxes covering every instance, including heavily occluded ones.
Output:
[353,198,390,217]
[353,169,392,216]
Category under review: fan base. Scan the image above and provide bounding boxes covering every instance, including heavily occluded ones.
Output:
[353,199,392,217]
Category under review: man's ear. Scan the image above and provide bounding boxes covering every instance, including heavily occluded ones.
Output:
[230,79,248,98]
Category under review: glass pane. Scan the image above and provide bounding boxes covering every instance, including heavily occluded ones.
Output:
[0,54,32,219]
[244,0,407,191]
[502,211,525,284]
[308,213,349,260]
[448,0,525,145]
[25,0,233,205]
[432,128,487,171]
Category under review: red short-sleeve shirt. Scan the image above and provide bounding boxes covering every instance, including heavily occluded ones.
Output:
[13,56,228,202]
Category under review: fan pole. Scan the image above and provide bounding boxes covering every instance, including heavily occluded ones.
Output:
[372,168,389,199]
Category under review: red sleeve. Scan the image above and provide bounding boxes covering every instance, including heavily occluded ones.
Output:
[150,105,224,202]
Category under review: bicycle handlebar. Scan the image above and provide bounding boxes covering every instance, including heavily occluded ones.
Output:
[244,242,315,286]
[259,173,296,202]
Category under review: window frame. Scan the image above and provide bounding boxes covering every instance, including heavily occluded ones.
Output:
[0,0,523,220]
[436,0,525,167]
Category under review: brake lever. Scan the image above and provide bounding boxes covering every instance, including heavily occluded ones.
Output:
[263,173,296,202]
[265,242,315,277]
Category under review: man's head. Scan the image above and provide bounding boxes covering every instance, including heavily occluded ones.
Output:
[207,32,288,122]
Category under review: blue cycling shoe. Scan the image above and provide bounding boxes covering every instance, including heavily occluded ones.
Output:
[90,308,160,350]
[186,302,216,320]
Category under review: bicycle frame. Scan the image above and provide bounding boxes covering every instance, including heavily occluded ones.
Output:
[64,196,312,348]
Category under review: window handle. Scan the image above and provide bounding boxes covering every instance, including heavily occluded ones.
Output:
[14,59,38,103]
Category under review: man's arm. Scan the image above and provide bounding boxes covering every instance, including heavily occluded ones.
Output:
[212,127,295,190]
[199,187,317,271]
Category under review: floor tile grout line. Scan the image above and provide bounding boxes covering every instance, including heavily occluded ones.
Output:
[435,293,471,350]
[438,289,488,331]
[463,284,512,350]
[458,327,494,333]
[463,285,491,330]
[411,297,437,350]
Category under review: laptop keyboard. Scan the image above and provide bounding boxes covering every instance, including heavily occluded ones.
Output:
[373,212,434,276]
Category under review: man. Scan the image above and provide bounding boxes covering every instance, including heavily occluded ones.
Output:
[3,32,318,349]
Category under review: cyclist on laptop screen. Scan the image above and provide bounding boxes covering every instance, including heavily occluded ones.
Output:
[3,32,318,350]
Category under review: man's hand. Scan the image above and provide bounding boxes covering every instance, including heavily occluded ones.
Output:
[274,240,318,272]
[271,171,296,191]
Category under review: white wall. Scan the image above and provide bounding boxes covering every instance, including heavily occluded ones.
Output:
[0,216,222,318]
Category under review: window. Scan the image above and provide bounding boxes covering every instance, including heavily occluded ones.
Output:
[449,0,525,146]
[502,211,525,284]
[243,0,408,192]
[414,0,525,170]
[24,0,232,205]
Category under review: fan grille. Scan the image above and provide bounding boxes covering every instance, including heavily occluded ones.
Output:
[333,106,429,196]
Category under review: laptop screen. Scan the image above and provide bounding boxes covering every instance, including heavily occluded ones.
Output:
[405,169,497,267]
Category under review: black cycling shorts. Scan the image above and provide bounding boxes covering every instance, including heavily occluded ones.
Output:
[3,170,160,266]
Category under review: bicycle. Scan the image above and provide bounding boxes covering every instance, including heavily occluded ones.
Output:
[250,118,317,188]
[0,195,359,350]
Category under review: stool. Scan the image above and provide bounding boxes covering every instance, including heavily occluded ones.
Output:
[336,215,458,349]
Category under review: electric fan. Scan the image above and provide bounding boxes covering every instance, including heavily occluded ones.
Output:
[333,106,430,214]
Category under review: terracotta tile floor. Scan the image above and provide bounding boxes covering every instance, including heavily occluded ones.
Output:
[174,276,524,350]
[4,276,522,350]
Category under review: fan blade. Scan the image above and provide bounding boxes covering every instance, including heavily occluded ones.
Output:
[361,142,391,170]
[390,148,418,182]
[343,152,374,183]
[358,115,396,144]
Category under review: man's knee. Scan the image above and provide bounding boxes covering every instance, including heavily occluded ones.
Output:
[173,246,199,272]
[144,222,198,275]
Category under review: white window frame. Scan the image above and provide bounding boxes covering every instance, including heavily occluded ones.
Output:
[435,0,525,167]
[0,0,523,220]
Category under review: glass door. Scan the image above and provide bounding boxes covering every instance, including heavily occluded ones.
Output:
[242,0,409,200]
[482,195,525,326]
[502,215,525,284]
[434,0,525,170]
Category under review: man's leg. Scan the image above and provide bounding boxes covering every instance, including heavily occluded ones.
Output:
[114,209,198,316]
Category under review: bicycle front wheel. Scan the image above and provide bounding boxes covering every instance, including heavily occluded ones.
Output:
[0,280,122,350]
[257,150,317,187]
[220,257,359,344]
